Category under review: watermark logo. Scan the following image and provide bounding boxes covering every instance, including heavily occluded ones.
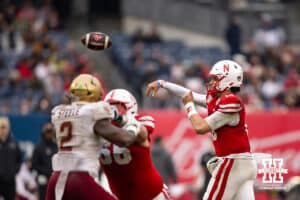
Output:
[258,158,288,189]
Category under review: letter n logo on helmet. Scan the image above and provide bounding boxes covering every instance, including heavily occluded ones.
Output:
[223,64,230,73]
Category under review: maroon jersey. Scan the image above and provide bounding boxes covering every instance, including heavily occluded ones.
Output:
[100,115,164,200]
[206,93,251,157]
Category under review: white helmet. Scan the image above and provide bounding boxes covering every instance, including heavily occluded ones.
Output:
[104,89,138,116]
[209,60,243,91]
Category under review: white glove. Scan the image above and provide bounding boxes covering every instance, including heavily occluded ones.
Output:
[123,116,141,137]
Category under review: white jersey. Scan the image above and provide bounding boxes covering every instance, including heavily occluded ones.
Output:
[51,101,113,178]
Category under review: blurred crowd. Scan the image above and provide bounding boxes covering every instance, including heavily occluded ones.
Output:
[0,0,104,116]
[0,2,299,115]
[110,16,300,112]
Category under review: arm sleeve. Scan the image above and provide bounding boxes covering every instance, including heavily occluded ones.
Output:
[205,111,239,131]
[163,82,207,107]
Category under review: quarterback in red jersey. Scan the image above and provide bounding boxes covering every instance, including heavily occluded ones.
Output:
[146,60,257,200]
[100,89,170,200]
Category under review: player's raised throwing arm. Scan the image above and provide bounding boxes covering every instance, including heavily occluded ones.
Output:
[146,80,206,107]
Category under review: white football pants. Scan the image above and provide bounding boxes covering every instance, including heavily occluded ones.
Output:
[203,157,257,200]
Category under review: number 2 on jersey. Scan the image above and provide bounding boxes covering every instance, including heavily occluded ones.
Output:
[59,121,73,151]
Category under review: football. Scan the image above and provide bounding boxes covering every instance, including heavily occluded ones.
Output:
[81,32,112,51]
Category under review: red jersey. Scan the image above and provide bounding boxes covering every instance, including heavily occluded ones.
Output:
[206,93,251,157]
[100,115,163,200]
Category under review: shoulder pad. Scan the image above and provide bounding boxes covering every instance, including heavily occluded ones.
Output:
[92,101,113,121]
[136,115,155,134]
[51,105,65,123]
[51,104,65,114]
[217,94,241,113]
